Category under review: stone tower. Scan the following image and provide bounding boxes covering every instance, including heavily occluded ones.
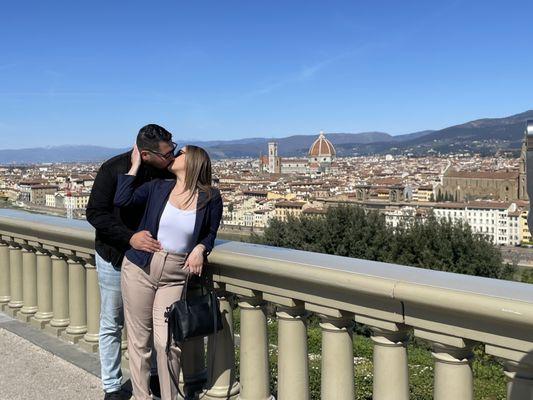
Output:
[268,142,281,174]
[519,132,528,200]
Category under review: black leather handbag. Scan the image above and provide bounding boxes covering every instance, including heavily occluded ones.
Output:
[164,275,223,398]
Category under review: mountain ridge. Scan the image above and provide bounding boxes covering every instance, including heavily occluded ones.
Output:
[1,110,532,163]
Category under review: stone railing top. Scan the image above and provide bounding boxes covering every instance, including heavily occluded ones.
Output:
[212,240,533,302]
[0,208,91,231]
[0,215,93,254]
[1,213,532,351]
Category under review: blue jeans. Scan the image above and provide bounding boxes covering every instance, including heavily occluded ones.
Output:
[96,252,124,394]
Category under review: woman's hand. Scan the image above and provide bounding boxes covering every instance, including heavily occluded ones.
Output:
[184,245,206,276]
[127,144,142,176]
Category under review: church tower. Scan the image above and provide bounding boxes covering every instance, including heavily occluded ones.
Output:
[519,132,528,200]
[268,142,281,174]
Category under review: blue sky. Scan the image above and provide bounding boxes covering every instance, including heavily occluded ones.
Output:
[1,1,533,149]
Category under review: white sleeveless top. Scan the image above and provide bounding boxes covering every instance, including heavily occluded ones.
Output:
[157,201,197,254]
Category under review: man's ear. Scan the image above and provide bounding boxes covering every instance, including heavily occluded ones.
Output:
[140,151,149,162]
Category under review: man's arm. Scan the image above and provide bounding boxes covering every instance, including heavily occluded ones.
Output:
[86,164,135,248]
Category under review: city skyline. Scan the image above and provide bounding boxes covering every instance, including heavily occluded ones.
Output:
[1,1,533,149]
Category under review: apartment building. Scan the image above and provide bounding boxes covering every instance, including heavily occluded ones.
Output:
[433,201,523,246]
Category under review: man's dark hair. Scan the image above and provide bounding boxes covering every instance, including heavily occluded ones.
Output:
[136,124,173,151]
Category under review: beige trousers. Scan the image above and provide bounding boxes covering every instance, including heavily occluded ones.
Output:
[122,251,189,400]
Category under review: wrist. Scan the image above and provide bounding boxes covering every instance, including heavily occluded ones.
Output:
[193,244,206,254]
[127,166,139,176]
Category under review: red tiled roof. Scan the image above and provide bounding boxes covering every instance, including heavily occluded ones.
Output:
[308,132,336,157]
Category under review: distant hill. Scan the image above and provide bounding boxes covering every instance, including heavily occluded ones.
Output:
[190,131,392,158]
[0,131,394,163]
[336,111,533,156]
[0,145,130,164]
[0,111,532,163]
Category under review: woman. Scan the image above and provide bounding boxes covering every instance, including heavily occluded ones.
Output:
[114,144,223,400]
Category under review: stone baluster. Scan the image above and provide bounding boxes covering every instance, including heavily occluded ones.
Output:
[319,313,355,400]
[485,345,533,400]
[7,241,23,317]
[417,331,474,400]
[32,248,54,328]
[81,259,100,352]
[276,303,309,400]
[0,239,11,311]
[204,290,239,400]
[504,361,533,399]
[47,252,69,336]
[19,244,38,322]
[64,255,87,343]
[432,343,474,400]
[237,294,274,400]
[369,322,410,400]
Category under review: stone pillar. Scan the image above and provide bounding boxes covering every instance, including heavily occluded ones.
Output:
[32,249,53,328]
[432,343,474,400]
[19,246,38,322]
[0,241,11,311]
[48,254,69,335]
[7,243,23,316]
[277,305,309,400]
[82,261,100,352]
[237,295,274,400]
[204,292,239,400]
[504,361,533,399]
[371,326,410,400]
[64,257,87,342]
[320,315,355,400]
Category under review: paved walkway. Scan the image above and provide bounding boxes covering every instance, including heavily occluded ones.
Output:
[0,311,133,400]
[0,328,103,399]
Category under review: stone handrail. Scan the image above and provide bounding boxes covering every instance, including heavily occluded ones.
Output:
[0,215,532,399]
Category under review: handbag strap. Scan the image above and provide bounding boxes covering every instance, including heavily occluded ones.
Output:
[166,286,220,400]
[183,274,211,300]
[182,274,190,299]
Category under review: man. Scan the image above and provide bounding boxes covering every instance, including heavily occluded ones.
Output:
[86,124,176,400]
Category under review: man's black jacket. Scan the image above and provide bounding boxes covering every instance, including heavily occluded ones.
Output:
[86,151,174,267]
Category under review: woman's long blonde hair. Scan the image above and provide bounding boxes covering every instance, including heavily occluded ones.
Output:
[181,145,213,209]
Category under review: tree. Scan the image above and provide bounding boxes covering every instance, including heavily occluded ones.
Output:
[253,205,512,280]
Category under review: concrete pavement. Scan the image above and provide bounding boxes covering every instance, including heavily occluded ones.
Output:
[0,326,104,400]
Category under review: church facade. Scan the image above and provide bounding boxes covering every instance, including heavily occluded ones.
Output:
[436,138,528,202]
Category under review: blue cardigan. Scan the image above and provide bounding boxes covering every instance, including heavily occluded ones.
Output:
[114,174,223,268]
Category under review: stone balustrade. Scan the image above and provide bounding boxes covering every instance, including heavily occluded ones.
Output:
[0,216,532,399]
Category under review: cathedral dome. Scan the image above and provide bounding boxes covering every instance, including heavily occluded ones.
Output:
[308,131,336,157]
